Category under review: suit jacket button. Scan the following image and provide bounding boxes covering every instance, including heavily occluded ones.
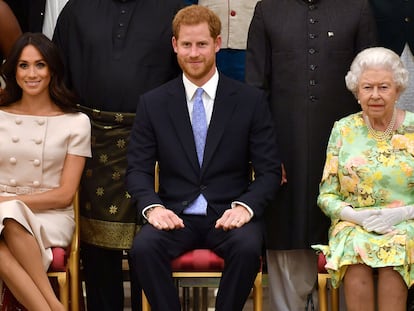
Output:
[182,201,189,206]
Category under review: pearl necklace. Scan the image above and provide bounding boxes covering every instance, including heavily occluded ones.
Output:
[364,108,397,141]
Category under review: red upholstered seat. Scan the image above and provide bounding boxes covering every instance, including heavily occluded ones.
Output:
[49,247,68,272]
[171,249,225,272]
[318,252,327,273]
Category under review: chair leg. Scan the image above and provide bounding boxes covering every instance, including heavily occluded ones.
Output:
[70,268,79,311]
[56,274,69,310]
[318,273,328,311]
[253,272,263,311]
[192,287,200,310]
[182,287,190,311]
[142,291,151,311]
[201,287,208,311]
[331,283,340,311]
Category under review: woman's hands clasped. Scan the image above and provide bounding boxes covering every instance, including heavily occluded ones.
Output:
[340,205,414,234]
[363,205,414,234]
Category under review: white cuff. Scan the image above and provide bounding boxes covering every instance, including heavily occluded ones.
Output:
[231,201,254,218]
[142,204,165,220]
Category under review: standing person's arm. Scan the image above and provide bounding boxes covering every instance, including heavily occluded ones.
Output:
[245,1,271,91]
[51,0,72,86]
[0,0,21,58]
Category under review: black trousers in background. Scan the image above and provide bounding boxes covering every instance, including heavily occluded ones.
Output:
[81,242,141,311]
[408,287,414,311]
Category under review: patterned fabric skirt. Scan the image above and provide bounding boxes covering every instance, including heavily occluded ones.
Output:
[77,105,140,250]
[312,219,414,288]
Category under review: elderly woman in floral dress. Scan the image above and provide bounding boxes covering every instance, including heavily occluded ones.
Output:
[313,47,414,311]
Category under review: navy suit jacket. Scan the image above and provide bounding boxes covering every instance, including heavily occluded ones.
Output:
[126,74,281,219]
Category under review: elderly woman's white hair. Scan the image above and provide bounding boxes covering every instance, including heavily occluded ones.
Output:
[345,47,409,98]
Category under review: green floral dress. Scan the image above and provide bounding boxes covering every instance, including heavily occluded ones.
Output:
[313,111,414,288]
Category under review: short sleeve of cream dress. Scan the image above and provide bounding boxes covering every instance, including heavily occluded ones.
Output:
[0,110,91,270]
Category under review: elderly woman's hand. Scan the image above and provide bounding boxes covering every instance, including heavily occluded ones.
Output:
[363,205,414,234]
[340,205,380,226]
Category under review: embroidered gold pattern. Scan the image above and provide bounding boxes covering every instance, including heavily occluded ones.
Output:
[109,205,118,214]
[85,169,93,178]
[116,139,126,148]
[125,192,131,199]
[112,171,121,181]
[96,187,104,196]
[99,154,108,164]
[80,217,139,249]
[115,113,124,123]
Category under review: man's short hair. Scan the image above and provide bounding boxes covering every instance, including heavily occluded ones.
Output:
[172,5,221,40]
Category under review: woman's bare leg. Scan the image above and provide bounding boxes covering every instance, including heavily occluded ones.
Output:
[2,219,64,311]
[343,264,375,311]
[377,267,407,311]
[0,240,52,311]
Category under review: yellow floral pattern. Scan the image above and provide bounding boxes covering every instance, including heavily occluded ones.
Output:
[313,112,414,288]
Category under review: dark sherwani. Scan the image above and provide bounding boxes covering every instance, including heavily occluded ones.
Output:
[246,0,378,249]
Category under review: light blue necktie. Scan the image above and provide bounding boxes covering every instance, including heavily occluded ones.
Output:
[183,88,208,215]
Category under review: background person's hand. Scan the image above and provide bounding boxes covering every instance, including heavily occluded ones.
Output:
[280,163,287,185]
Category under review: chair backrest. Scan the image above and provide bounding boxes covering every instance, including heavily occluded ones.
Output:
[154,162,159,193]
[48,191,80,271]
[69,190,80,266]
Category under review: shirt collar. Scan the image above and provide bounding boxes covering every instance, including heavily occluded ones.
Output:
[183,69,219,102]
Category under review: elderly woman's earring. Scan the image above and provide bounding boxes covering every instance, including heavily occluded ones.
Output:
[357,99,361,105]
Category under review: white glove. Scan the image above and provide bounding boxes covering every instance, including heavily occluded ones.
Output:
[340,205,380,226]
[362,205,414,234]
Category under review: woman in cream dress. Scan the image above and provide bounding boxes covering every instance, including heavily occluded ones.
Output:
[0,33,91,311]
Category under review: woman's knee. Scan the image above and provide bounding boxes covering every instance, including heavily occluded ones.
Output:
[2,218,26,239]
[0,240,14,274]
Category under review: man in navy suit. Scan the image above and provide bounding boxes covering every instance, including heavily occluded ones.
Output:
[126,5,281,311]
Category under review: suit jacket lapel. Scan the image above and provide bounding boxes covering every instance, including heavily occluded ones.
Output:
[167,78,200,173]
[202,76,238,171]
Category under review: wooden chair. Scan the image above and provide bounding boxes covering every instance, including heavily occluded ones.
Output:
[317,253,339,311]
[141,249,263,311]
[47,191,81,311]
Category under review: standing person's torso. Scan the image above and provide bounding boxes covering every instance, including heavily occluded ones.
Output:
[198,0,259,49]
[369,0,414,55]
[53,0,182,112]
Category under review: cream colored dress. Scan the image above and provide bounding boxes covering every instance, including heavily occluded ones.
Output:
[0,110,91,270]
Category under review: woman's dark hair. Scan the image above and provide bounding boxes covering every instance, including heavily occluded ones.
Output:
[0,32,78,112]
